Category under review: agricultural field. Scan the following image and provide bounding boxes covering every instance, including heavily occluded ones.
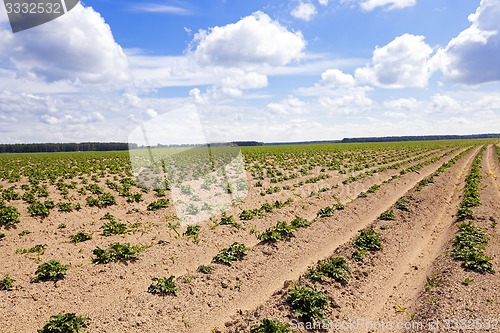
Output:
[0,139,499,333]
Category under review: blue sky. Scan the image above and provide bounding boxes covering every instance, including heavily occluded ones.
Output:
[0,0,499,144]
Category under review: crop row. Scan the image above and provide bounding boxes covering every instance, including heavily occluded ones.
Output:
[452,147,494,274]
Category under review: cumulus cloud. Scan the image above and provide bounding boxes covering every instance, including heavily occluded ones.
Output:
[318,89,373,114]
[360,0,416,11]
[432,0,500,84]
[267,95,308,115]
[0,5,129,84]
[355,34,433,88]
[192,11,306,67]
[318,0,329,6]
[383,97,418,110]
[431,93,460,112]
[291,3,318,21]
[319,69,356,87]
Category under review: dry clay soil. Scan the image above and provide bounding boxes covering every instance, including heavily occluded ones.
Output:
[0,145,499,333]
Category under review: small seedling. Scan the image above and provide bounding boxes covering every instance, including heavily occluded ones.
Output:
[424,273,442,292]
[0,275,14,290]
[147,276,177,296]
[395,305,406,312]
[462,277,474,286]
[38,313,89,333]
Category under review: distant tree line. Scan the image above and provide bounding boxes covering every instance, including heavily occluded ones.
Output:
[232,141,264,146]
[341,134,500,143]
[0,142,137,154]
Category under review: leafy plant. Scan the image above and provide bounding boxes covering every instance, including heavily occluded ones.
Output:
[86,193,116,208]
[290,217,311,229]
[395,199,410,211]
[58,202,80,212]
[258,221,295,243]
[28,201,52,217]
[453,221,494,273]
[0,275,14,290]
[250,318,292,333]
[0,205,20,226]
[92,242,141,264]
[18,230,31,236]
[16,244,46,255]
[367,184,380,193]
[219,214,240,228]
[197,265,212,274]
[379,210,395,221]
[317,206,334,218]
[101,216,127,236]
[213,242,249,266]
[70,231,92,244]
[287,285,330,322]
[147,276,177,296]
[352,228,382,261]
[183,225,200,242]
[306,257,350,285]
[147,198,170,211]
[31,260,70,282]
[38,313,89,333]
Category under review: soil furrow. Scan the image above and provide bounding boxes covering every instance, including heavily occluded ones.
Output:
[83,146,473,332]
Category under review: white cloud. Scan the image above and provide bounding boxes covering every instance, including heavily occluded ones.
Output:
[431,94,460,112]
[221,71,268,90]
[383,97,418,110]
[145,108,158,118]
[355,34,433,88]
[318,89,373,115]
[267,95,308,115]
[192,11,306,67]
[0,5,129,84]
[319,69,356,87]
[291,3,318,21]
[318,0,329,6]
[130,4,192,15]
[360,0,416,11]
[431,0,500,84]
